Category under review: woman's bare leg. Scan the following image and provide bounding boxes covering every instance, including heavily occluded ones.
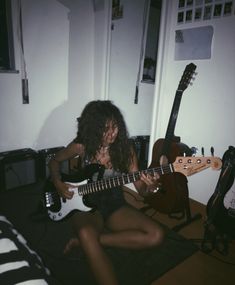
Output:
[102,205,165,249]
[64,206,164,285]
[63,238,80,254]
[78,225,118,285]
[65,205,164,252]
[68,211,119,285]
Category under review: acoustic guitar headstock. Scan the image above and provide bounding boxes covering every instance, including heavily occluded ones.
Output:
[178,62,197,91]
[173,156,222,176]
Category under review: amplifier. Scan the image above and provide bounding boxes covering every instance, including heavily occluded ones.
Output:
[0,148,40,191]
[37,146,69,180]
[131,135,150,169]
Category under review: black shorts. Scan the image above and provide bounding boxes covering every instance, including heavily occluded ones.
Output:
[85,187,127,220]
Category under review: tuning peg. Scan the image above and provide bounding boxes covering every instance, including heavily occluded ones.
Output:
[190,72,197,83]
[201,147,204,156]
[211,146,214,156]
[191,146,198,156]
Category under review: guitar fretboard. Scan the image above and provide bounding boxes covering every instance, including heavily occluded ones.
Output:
[163,90,183,155]
[77,164,174,195]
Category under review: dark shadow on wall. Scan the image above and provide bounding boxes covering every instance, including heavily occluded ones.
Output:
[35,101,79,150]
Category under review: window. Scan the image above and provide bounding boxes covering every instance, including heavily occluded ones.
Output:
[0,0,16,72]
[142,0,162,83]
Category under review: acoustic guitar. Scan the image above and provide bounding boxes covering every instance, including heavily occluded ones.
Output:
[145,63,197,214]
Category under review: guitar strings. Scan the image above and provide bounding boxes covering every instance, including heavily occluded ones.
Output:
[75,164,173,195]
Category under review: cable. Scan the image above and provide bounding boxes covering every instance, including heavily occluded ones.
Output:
[188,237,235,266]
[204,252,235,266]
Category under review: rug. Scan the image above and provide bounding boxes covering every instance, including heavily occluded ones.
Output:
[0,182,198,285]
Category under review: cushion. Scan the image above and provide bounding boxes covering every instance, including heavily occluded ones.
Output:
[0,215,59,285]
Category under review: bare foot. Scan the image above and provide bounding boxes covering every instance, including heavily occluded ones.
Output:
[63,238,80,254]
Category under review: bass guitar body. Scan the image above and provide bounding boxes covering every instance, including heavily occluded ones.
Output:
[145,138,192,214]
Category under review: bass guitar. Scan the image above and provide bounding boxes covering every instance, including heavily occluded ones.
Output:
[44,156,221,221]
[145,62,197,214]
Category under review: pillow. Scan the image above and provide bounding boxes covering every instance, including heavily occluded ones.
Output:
[0,215,59,285]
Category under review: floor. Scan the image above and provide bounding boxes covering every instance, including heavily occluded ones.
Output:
[123,188,235,285]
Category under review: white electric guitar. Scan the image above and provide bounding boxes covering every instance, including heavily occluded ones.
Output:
[44,156,222,221]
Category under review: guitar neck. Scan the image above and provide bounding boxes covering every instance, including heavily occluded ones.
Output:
[161,62,197,156]
[70,155,221,196]
[162,90,183,155]
[77,164,174,195]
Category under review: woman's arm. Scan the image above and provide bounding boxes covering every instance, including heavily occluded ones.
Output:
[48,142,83,199]
[128,147,159,197]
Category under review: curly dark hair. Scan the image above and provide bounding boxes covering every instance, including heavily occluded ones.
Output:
[75,100,133,172]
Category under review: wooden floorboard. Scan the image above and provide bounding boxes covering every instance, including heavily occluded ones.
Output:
[123,188,235,285]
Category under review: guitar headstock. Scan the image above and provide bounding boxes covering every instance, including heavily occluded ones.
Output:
[173,156,222,177]
[178,62,197,91]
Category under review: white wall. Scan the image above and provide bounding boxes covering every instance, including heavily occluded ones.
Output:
[0,0,95,152]
[107,0,155,136]
[151,0,235,204]
[0,0,155,146]
[0,0,152,151]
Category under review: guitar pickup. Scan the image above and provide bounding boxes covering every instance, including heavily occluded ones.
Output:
[45,192,54,208]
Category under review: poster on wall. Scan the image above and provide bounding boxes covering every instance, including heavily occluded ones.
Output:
[177,0,234,24]
[175,26,214,60]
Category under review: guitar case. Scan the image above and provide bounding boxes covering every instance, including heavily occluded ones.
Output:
[201,146,235,254]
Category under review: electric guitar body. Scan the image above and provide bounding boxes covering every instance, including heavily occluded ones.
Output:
[144,63,197,214]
